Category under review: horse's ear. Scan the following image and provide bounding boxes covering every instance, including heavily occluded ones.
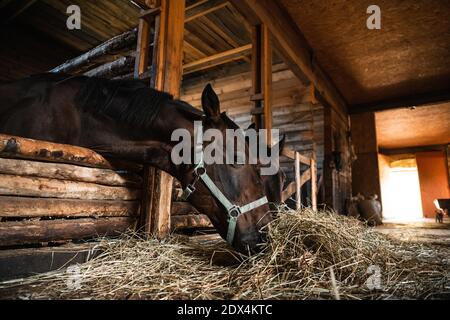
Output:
[201,84,220,119]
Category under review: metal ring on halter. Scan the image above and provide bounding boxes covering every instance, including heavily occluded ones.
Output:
[195,166,206,176]
[228,206,242,219]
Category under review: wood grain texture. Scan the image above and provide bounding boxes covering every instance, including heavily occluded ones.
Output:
[141,0,185,239]
[0,174,141,201]
[50,28,138,74]
[0,196,140,218]
[0,158,142,187]
[0,134,112,169]
[171,214,213,230]
[0,217,137,246]
[262,24,273,145]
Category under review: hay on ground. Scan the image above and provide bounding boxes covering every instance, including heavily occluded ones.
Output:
[1,208,449,300]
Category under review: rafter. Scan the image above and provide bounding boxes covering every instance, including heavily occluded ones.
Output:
[183,44,251,75]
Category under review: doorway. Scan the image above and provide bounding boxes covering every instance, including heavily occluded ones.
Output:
[379,155,423,221]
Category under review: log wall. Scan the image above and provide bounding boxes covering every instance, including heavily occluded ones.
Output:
[0,135,201,248]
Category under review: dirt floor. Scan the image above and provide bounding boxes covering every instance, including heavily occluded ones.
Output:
[376,218,450,247]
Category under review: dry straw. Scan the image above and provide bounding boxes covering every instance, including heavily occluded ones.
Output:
[1,208,449,300]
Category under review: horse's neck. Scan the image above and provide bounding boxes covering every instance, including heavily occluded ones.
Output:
[149,100,199,144]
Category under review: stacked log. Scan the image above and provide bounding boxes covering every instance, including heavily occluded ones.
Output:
[0,135,141,247]
[50,28,138,74]
[0,135,213,247]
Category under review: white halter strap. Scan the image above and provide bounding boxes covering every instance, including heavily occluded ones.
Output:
[180,129,268,244]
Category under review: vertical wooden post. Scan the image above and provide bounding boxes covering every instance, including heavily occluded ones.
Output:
[262,24,272,146]
[250,24,272,144]
[251,25,262,130]
[136,0,185,238]
[149,0,185,239]
[294,152,301,210]
[310,157,317,211]
[134,10,154,233]
[134,17,151,79]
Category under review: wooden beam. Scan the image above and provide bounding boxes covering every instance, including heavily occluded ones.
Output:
[50,28,138,74]
[185,0,209,11]
[183,44,251,74]
[379,144,447,155]
[0,157,142,187]
[0,134,112,169]
[230,0,348,117]
[84,56,135,78]
[262,24,273,146]
[134,14,152,79]
[0,174,141,201]
[0,196,140,219]
[139,7,161,20]
[349,90,450,114]
[251,25,263,129]
[185,0,228,23]
[132,0,160,9]
[144,0,186,239]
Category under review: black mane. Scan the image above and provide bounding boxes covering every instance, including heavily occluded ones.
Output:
[74,76,173,130]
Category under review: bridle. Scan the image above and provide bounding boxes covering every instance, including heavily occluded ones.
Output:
[180,126,268,245]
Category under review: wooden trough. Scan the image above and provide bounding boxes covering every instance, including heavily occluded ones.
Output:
[0,134,211,248]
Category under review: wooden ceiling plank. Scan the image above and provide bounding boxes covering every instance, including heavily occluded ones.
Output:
[197,16,251,63]
[3,0,37,24]
[184,40,207,59]
[186,0,209,11]
[185,0,228,23]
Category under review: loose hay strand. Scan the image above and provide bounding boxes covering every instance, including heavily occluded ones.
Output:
[1,208,449,300]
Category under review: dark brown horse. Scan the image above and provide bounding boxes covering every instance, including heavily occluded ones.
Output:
[0,73,279,253]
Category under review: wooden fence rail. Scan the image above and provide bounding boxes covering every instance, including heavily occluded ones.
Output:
[281,147,317,211]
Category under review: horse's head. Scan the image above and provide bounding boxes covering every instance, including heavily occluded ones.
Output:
[178,84,275,253]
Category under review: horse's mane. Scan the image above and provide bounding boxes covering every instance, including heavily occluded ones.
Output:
[74,76,173,130]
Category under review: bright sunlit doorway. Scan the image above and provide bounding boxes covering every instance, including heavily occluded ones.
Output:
[379,157,423,221]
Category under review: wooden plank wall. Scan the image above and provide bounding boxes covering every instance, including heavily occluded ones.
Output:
[181,63,324,204]
[323,106,353,213]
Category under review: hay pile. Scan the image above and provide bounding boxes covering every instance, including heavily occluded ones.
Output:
[1,209,449,300]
